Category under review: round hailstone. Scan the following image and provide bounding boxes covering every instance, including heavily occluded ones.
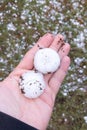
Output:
[19,71,46,99]
[34,48,60,74]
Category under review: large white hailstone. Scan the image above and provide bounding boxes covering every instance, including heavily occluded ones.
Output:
[34,48,60,74]
[19,71,46,98]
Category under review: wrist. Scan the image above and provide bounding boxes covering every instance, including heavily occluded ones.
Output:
[0,85,21,120]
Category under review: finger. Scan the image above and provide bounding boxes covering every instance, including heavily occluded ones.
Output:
[50,34,64,51]
[9,68,28,81]
[58,43,70,59]
[17,33,54,70]
[45,43,70,82]
[49,56,70,97]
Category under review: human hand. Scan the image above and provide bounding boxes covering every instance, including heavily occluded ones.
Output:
[0,33,70,130]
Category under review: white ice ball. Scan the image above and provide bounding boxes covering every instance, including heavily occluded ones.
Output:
[19,71,46,99]
[34,48,60,74]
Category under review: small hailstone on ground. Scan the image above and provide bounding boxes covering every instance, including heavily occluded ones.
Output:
[19,71,46,99]
[34,48,60,74]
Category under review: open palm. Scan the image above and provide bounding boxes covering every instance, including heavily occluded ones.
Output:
[0,33,70,130]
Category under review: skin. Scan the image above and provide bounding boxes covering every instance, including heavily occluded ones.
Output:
[0,33,70,130]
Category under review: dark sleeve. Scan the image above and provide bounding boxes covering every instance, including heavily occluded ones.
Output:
[0,111,38,130]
